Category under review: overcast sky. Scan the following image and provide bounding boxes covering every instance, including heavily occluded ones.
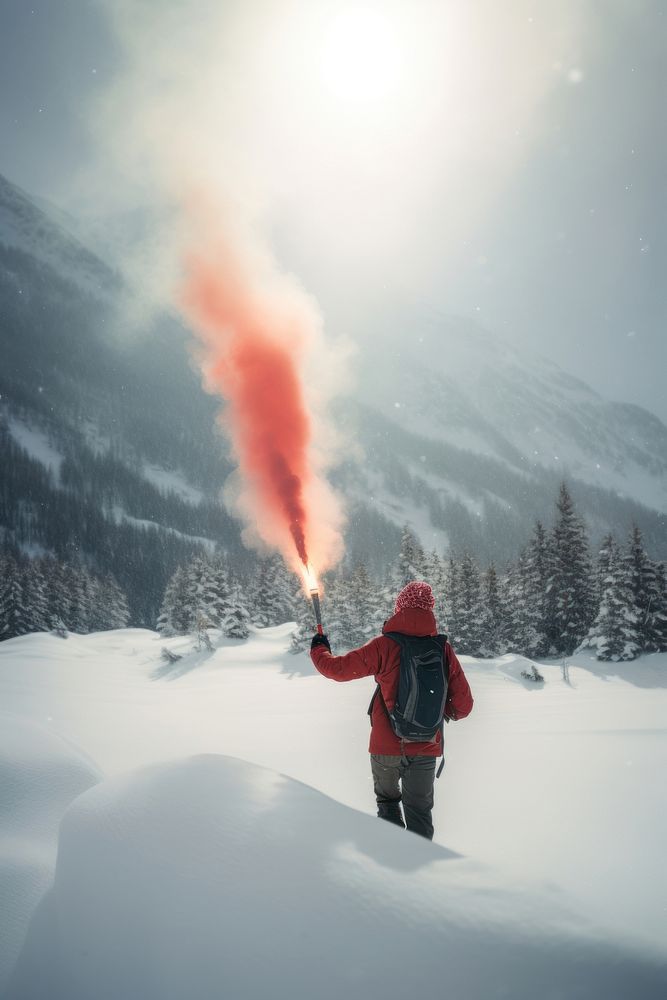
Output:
[1,0,665,420]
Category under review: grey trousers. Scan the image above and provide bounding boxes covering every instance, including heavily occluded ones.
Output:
[370,753,437,840]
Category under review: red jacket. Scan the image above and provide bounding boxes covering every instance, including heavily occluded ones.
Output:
[310,607,473,755]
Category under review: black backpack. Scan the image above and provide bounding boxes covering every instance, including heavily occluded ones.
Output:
[368,632,449,743]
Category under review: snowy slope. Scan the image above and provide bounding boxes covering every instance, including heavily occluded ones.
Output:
[0,174,115,298]
[0,715,101,992]
[7,753,666,1000]
[0,626,666,996]
[360,314,667,512]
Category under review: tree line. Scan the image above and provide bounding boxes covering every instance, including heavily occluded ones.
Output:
[0,552,129,640]
[297,484,664,662]
[158,483,667,663]
[3,481,666,661]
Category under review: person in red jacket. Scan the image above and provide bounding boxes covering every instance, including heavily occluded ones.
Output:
[310,580,473,840]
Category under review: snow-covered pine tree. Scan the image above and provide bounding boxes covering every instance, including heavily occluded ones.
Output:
[424,550,448,632]
[647,562,667,652]
[444,557,462,645]
[479,563,507,656]
[344,564,384,648]
[197,556,230,630]
[622,525,666,653]
[222,585,251,639]
[596,533,616,605]
[85,573,108,633]
[0,555,29,639]
[22,559,50,633]
[453,552,485,656]
[522,521,551,655]
[504,550,542,656]
[322,572,354,651]
[546,483,595,655]
[61,564,92,634]
[178,555,229,636]
[579,535,640,661]
[101,574,131,629]
[157,565,190,635]
[393,524,427,589]
[42,557,68,631]
[249,555,296,627]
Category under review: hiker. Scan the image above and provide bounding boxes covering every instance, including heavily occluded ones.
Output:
[310,580,473,840]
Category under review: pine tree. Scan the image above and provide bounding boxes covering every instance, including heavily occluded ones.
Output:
[425,550,448,632]
[393,525,427,589]
[43,557,68,630]
[157,565,191,635]
[345,564,383,648]
[444,557,462,643]
[22,559,50,632]
[622,525,666,653]
[579,535,640,661]
[222,585,251,639]
[596,534,616,605]
[203,555,232,629]
[453,552,485,655]
[523,521,551,654]
[505,550,543,656]
[323,572,353,651]
[546,483,595,655]
[0,556,29,639]
[61,564,90,634]
[101,574,131,629]
[647,562,667,652]
[249,555,296,627]
[480,563,507,656]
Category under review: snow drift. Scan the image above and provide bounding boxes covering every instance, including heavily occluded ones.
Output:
[0,714,101,995]
[7,754,666,1000]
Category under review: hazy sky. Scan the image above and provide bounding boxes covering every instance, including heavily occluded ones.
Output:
[1,0,665,420]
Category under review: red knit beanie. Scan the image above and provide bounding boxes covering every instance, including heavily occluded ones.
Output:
[394,581,435,614]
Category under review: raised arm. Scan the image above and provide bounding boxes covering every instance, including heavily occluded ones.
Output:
[310,636,383,682]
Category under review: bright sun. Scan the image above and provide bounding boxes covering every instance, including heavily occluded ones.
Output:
[320,8,403,103]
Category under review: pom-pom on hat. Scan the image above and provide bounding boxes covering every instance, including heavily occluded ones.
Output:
[394,581,435,614]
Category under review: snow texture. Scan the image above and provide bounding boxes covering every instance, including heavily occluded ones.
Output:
[7,753,667,1000]
[0,714,101,993]
[1,628,666,998]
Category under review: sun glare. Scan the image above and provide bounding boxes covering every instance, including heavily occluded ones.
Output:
[320,8,403,103]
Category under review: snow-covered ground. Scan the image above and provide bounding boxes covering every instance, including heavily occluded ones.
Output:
[1,627,666,997]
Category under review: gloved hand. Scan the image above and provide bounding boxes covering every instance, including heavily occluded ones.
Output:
[311,633,331,652]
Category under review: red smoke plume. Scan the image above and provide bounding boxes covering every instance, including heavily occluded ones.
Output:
[180,216,342,584]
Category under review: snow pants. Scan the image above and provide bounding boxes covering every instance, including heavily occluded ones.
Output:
[370,753,437,840]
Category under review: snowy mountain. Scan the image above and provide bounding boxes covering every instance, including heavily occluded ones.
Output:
[1,171,666,623]
[363,312,667,510]
[1,627,666,996]
[0,174,117,298]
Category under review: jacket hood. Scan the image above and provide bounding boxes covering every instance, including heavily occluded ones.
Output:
[382,607,438,637]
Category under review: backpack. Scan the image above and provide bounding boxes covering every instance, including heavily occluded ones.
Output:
[368,632,449,743]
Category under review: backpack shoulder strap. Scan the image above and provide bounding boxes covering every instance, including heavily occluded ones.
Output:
[436,634,450,681]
